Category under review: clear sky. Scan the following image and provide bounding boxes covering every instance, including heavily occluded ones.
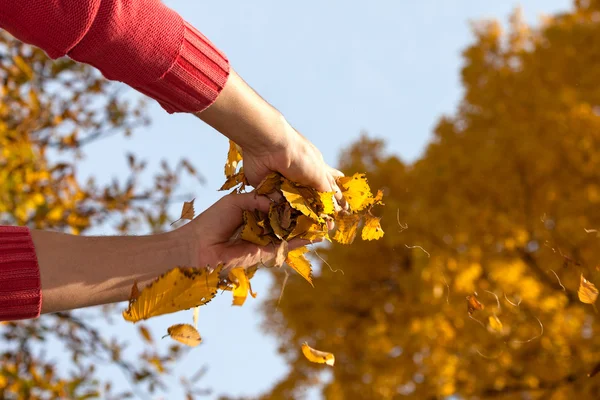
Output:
[72,1,571,398]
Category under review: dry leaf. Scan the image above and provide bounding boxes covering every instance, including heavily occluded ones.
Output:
[301,342,335,366]
[317,192,335,215]
[229,267,251,306]
[332,214,361,245]
[123,266,221,322]
[281,179,321,222]
[241,210,271,246]
[180,199,195,220]
[220,170,247,191]
[138,325,153,344]
[256,172,281,195]
[361,214,384,241]
[337,173,372,212]
[578,274,599,304]
[193,307,199,329]
[274,240,289,268]
[268,203,288,239]
[225,140,243,177]
[280,203,292,229]
[130,281,140,302]
[167,324,202,347]
[286,246,314,286]
[488,315,503,333]
[466,293,485,315]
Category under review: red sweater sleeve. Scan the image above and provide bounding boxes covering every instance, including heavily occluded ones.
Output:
[0,0,230,113]
[0,227,42,320]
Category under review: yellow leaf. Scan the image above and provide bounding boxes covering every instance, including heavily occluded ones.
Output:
[337,173,372,212]
[332,214,361,244]
[274,240,289,268]
[269,203,289,239]
[317,191,335,215]
[286,247,314,286]
[225,140,243,177]
[229,267,251,306]
[180,199,195,220]
[138,325,153,344]
[241,210,272,246]
[220,170,247,191]
[122,266,221,322]
[167,324,202,347]
[193,307,199,329]
[281,179,321,222]
[301,342,335,366]
[578,274,599,304]
[288,215,328,242]
[488,315,503,333]
[361,214,384,241]
[256,172,281,194]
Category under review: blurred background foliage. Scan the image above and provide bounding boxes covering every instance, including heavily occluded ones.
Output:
[3,0,600,399]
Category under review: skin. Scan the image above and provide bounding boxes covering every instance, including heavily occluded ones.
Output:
[33,68,336,314]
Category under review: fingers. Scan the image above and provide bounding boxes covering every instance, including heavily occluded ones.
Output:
[327,166,348,212]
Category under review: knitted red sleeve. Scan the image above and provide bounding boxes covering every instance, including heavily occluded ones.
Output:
[0,0,230,113]
[0,226,42,320]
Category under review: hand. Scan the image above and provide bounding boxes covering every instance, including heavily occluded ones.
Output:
[242,116,345,195]
[178,192,308,271]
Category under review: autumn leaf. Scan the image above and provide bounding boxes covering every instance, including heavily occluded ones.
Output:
[281,179,321,222]
[229,267,252,306]
[122,266,221,322]
[317,192,336,215]
[361,214,384,241]
[225,140,243,178]
[274,240,289,268]
[466,293,484,315]
[578,274,599,304]
[166,324,202,347]
[220,170,248,191]
[301,342,335,366]
[138,325,153,344]
[269,203,289,239]
[286,246,314,286]
[256,172,282,195]
[170,199,195,225]
[337,173,372,212]
[332,214,361,245]
[488,315,503,333]
[241,210,272,246]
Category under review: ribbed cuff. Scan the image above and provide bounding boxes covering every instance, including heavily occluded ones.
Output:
[0,226,42,320]
[136,21,230,114]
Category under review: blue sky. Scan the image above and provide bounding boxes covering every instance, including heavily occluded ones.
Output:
[73,1,571,398]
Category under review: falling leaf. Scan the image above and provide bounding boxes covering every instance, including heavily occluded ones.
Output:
[286,246,314,286]
[332,214,361,245]
[167,324,202,347]
[256,172,281,195]
[361,214,384,241]
[281,179,321,222]
[301,342,335,366]
[488,315,503,333]
[225,140,243,177]
[578,274,599,304]
[193,307,199,329]
[138,325,153,344]
[337,173,372,212]
[274,240,289,268]
[466,293,485,315]
[123,266,221,322]
[171,199,196,225]
[229,267,251,306]
[240,210,271,246]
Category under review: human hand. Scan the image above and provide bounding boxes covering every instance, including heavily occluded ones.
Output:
[178,192,310,271]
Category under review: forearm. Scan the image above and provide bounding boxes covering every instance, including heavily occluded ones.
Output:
[196,69,294,154]
[32,229,193,314]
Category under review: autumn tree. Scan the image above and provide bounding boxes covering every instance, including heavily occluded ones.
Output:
[0,32,208,399]
[261,3,600,399]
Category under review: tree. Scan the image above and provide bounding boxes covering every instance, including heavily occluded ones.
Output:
[0,32,208,399]
[261,3,600,399]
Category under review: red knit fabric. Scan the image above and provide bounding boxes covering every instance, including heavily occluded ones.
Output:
[0,227,42,320]
[0,0,230,113]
